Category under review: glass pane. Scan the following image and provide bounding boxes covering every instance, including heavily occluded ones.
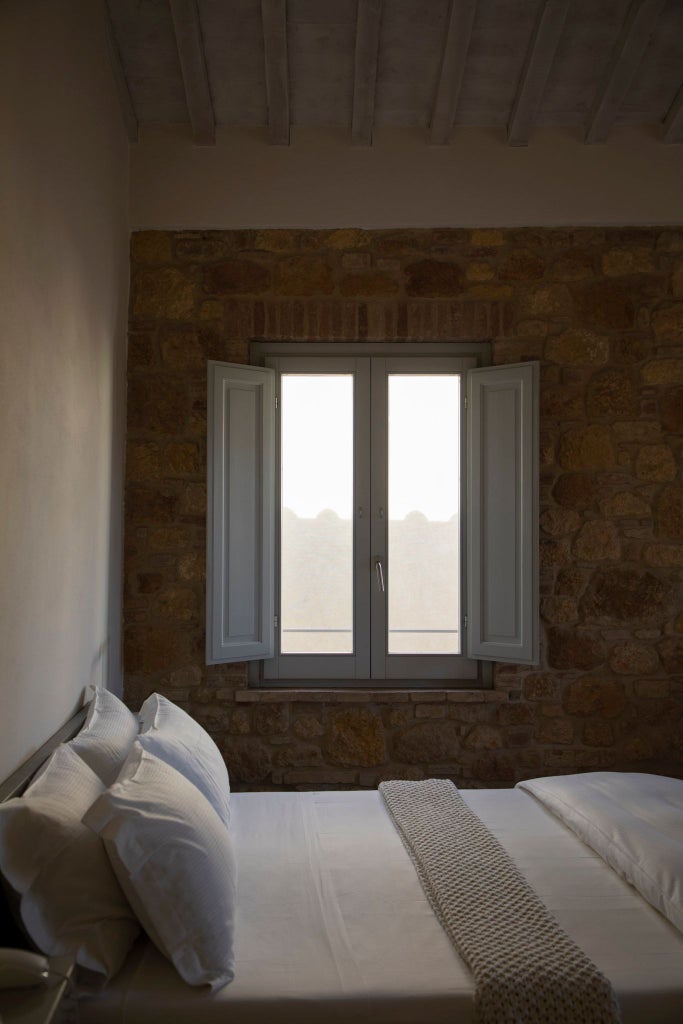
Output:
[280,375,353,654]
[387,375,460,654]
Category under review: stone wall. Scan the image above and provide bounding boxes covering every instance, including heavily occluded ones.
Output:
[125,227,683,789]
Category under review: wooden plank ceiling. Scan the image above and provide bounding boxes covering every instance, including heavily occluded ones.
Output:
[105,0,683,145]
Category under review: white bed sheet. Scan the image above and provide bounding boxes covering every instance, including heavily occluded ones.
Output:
[79,788,683,1024]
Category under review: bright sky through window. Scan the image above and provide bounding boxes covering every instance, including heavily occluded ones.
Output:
[281,373,460,521]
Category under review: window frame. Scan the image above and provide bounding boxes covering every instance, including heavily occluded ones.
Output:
[260,344,481,688]
[206,342,538,690]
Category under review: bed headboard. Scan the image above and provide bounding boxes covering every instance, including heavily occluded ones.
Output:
[0,705,89,946]
[0,706,88,802]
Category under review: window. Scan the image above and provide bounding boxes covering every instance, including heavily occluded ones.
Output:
[207,344,539,688]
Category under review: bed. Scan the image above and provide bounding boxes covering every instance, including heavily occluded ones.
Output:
[2,692,683,1024]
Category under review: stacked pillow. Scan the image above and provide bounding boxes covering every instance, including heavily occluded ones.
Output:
[0,742,139,978]
[85,743,236,991]
[0,689,236,991]
[137,693,231,827]
[70,686,139,786]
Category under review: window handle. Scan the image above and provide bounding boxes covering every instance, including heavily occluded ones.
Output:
[375,558,385,593]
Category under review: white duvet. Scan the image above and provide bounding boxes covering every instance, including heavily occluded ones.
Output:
[517,772,683,936]
[79,785,683,1024]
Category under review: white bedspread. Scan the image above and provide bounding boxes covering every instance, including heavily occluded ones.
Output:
[518,772,683,935]
[79,788,683,1024]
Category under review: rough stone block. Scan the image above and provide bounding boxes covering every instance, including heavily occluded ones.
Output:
[323,228,371,250]
[672,261,683,297]
[178,551,205,581]
[463,724,502,750]
[540,539,571,567]
[340,272,399,297]
[466,261,494,282]
[537,718,573,744]
[470,229,504,247]
[641,359,683,385]
[539,507,581,537]
[547,628,605,670]
[574,281,633,329]
[635,444,677,482]
[586,370,638,418]
[127,485,179,524]
[601,247,655,277]
[573,520,620,562]
[127,376,187,435]
[223,737,272,783]
[519,285,572,318]
[655,486,683,539]
[540,385,583,419]
[131,231,173,264]
[555,567,591,597]
[652,303,683,342]
[552,473,596,509]
[540,596,578,624]
[549,253,595,281]
[583,721,614,747]
[558,425,615,470]
[563,676,625,718]
[544,329,610,366]
[127,441,161,481]
[159,327,207,370]
[165,442,200,476]
[660,386,683,433]
[254,704,290,736]
[599,491,650,517]
[642,544,683,567]
[180,482,206,517]
[327,709,386,766]
[157,588,200,623]
[499,249,545,281]
[204,259,270,295]
[581,567,669,624]
[293,714,325,739]
[275,256,334,296]
[273,744,323,767]
[405,260,464,297]
[609,641,659,675]
[133,268,196,319]
[393,722,460,764]
[658,636,683,674]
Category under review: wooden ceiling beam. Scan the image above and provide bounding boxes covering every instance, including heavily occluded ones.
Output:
[585,0,667,144]
[430,0,478,146]
[507,0,570,147]
[103,0,138,143]
[169,0,215,145]
[663,83,683,143]
[352,0,383,145]
[261,0,290,145]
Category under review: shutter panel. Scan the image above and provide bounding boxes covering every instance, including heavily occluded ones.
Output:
[207,362,275,663]
[466,362,539,664]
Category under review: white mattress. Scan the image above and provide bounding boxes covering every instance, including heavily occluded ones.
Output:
[79,788,683,1024]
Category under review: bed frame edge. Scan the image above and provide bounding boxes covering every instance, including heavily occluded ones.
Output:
[0,705,89,802]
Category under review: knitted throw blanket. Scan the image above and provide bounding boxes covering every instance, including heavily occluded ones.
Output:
[379,779,621,1024]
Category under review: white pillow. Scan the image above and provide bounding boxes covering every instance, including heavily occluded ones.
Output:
[138,693,231,827]
[85,744,237,991]
[70,687,139,786]
[0,744,139,978]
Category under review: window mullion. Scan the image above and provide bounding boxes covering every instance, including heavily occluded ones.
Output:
[353,358,372,678]
[369,358,388,680]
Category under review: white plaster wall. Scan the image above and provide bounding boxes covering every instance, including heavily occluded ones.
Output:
[131,125,683,229]
[0,0,129,779]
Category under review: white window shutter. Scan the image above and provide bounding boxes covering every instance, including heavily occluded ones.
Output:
[466,361,539,664]
[207,361,275,663]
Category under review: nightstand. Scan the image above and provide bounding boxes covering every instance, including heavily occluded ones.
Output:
[0,957,74,1024]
